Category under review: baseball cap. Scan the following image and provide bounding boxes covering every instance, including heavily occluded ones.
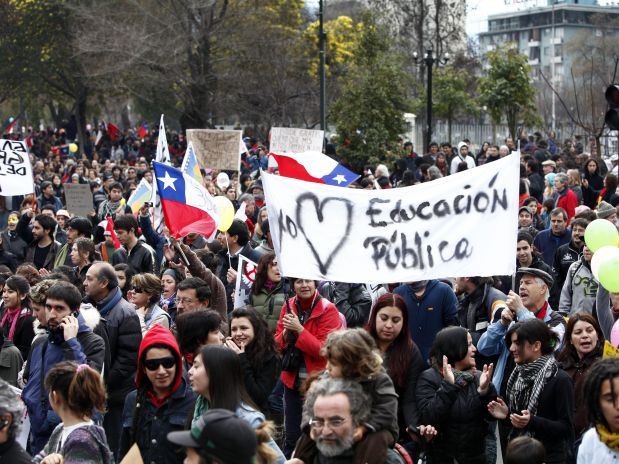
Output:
[167,409,257,464]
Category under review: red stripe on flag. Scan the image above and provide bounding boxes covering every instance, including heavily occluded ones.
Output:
[270,154,326,184]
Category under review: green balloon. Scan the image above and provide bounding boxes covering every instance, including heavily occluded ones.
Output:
[599,256,619,292]
[585,219,619,253]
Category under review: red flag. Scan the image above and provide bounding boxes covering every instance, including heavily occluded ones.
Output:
[137,125,147,139]
[105,216,121,249]
[4,119,17,135]
[107,122,119,142]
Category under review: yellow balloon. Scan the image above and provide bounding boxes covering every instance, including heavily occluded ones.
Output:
[69,143,78,153]
[214,195,235,232]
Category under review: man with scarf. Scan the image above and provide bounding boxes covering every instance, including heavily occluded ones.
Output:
[83,261,142,458]
[96,182,132,223]
[22,281,106,454]
[477,268,566,395]
[488,318,574,463]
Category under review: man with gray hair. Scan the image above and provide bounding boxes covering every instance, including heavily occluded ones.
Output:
[0,379,30,462]
[287,378,404,464]
[477,267,566,392]
[554,173,578,223]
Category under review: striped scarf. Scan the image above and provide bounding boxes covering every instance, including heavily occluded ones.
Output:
[507,354,558,417]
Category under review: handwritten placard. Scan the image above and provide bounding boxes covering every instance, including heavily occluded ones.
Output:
[64,183,93,217]
[186,129,241,171]
[269,127,324,154]
[262,153,520,283]
[0,139,34,196]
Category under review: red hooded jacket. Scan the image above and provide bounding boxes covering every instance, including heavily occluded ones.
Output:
[136,324,182,402]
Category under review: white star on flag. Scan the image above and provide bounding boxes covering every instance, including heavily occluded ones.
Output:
[158,171,178,190]
[332,174,347,185]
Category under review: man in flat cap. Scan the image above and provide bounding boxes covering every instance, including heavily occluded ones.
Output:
[477,267,566,393]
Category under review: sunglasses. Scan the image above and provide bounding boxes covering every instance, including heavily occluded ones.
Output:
[143,357,176,371]
[132,287,144,294]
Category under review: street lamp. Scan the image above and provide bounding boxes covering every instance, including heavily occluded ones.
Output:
[413,49,449,150]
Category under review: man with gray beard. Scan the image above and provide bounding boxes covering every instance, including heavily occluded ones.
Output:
[287,378,404,464]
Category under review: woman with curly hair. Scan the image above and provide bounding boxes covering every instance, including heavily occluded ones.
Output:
[225,306,281,414]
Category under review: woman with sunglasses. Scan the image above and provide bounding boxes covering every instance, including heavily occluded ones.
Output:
[130,273,171,335]
[118,324,196,464]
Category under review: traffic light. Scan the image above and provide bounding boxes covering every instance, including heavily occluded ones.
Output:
[605,85,619,130]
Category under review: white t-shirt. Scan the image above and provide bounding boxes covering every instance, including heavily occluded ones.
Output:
[578,427,619,463]
[59,420,94,450]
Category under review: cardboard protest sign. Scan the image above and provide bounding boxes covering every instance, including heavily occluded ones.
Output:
[0,139,34,196]
[262,153,520,283]
[186,129,241,171]
[269,127,324,154]
[64,183,94,217]
[234,255,257,309]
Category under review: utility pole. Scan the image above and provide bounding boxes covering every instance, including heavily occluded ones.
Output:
[319,0,327,131]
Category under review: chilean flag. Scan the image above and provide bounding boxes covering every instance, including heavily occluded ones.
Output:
[269,151,360,187]
[152,161,218,239]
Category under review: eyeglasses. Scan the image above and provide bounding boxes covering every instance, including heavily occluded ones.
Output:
[144,357,176,371]
[175,297,195,305]
[132,287,144,294]
[308,417,349,430]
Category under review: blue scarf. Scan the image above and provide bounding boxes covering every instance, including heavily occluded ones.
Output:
[97,287,123,318]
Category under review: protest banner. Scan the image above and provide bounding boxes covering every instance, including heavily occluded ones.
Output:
[63,183,93,217]
[269,127,324,154]
[0,139,34,196]
[234,255,257,309]
[186,129,241,171]
[262,153,520,284]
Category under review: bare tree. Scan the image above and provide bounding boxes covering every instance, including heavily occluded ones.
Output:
[540,14,619,155]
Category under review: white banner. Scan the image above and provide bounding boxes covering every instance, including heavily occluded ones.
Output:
[269,127,324,154]
[262,153,520,284]
[0,139,34,196]
[234,255,257,309]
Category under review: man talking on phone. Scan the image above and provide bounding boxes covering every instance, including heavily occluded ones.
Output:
[21,280,106,454]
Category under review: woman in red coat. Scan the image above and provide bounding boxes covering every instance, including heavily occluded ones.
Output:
[274,278,342,457]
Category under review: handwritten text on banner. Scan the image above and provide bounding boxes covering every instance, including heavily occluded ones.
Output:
[262,153,520,283]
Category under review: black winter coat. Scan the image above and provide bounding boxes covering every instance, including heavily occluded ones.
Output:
[502,369,574,464]
[89,289,142,405]
[119,377,196,464]
[0,230,26,265]
[239,350,280,413]
[318,282,372,328]
[416,367,496,464]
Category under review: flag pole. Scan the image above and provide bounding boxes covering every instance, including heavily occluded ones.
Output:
[224,235,232,269]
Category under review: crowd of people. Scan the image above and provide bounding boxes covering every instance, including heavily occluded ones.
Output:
[0,125,617,464]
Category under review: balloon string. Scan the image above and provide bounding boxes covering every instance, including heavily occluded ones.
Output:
[224,234,232,269]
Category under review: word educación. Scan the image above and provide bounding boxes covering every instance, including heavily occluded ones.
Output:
[362,180,509,271]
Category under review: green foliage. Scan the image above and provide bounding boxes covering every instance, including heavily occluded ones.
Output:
[330,12,412,167]
[479,44,540,139]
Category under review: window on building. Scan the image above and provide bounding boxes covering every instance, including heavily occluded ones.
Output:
[555,27,564,38]
[555,44,562,57]
[544,46,551,56]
